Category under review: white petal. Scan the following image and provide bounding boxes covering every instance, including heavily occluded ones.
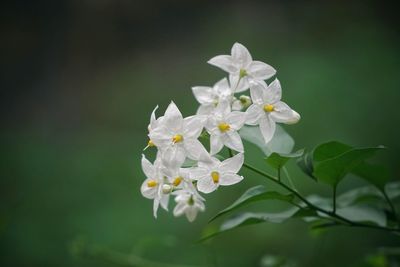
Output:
[214,99,231,117]
[197,104,214,115]
[230,74,249,93]
[189,167,209,181]
[231,100,242,111]
[149,125,172,147]
[248,60,276,80]
[149,105,159,130]
[183,115,206,138]
[223,131,244,153]
[219,173,244,186]
[210,134,224,155]
[259,115,276,143]
[264,78,282,104]
[153,197,160,218]
[249,81,266,105]
[231,43,252,68]
[226,111,246,130]
[140,179,158,199]
[159,194,169,211]
[197,176,218,194]
[220,153,244,174]
[184,139,209,161]
[192,86,214,104]
[245,104,263,125]
[270,101,300,124]
[207,55,238,73]
[141,155,155,179]
[173,202,186,217]
[185,207,198,222]
[162,145,186,168]
[164,101,183,132]
[214,77,232,96]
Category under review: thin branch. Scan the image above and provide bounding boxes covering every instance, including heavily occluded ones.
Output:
[242,161,400,234]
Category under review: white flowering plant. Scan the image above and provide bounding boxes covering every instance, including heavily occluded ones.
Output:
[140,43,400,239]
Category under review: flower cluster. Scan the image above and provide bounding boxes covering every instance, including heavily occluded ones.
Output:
[140,43,300,222]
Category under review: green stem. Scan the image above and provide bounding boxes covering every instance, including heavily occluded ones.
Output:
[382,189,399,227]
[242,162,400,234]
[277,167,281,182]
[333,186,337,214]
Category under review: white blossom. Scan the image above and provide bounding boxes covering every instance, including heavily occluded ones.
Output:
[205,100,246,155]
[191,153,244,194]
[140,154,169,218]
[208,43,276,93]
[172,183,205,222]
[149,101,208,167]
[246,79,300,143]
[192,78,234,115]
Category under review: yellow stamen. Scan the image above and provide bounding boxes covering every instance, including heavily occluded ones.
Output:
[173,176,183,187]
[147,139,155,147]
[172,134,183,143]
[263,104,274,112]
[211,171,220,184]
[218,123,231,133]
[147,180,157,188]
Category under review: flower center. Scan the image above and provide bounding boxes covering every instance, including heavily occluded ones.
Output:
[172,134,184,143]
[218,123,231,133]
[147,139,155,147]
[147,179,157,188]
[173,176,183,186]
[239,69,248,78]
[263,104,275,112]
[211,171,220,184]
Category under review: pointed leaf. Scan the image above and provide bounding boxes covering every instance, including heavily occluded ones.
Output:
[209,186,295,222]
[265,149,304,170]
[201,208,315,241]
[352,162,390,191]
[312,143,385,186]
[337,205,387,227]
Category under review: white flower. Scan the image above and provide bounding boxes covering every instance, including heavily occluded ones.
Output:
[162,165,192,190]
[246,79,300,143]
[172,183,205,222]
[191,153,244,194]
[145,105,163,149]
[140,154,169,218]
[149,101,208,167]
[205,100,246,155]
[192,78,234,115]
[208,43,276,93]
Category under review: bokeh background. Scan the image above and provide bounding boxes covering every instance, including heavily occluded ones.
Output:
[1,0,400,266]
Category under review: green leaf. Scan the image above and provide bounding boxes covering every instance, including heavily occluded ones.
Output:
[337,205,387,227]
[239,125,294,156]
[265,149,304,170]
[313,141,352,162]
[352,162,390,190]
[201,208,313,242]
[386,182,400,200]
[337,185,384,207]
[209,186,295,222]
[312,142,385,186]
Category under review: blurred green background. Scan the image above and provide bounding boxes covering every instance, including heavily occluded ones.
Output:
[1,0,400,266]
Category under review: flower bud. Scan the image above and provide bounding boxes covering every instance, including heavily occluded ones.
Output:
[162,184,172,194]
[239,95,252,108]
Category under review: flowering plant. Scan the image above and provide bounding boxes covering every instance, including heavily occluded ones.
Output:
[140,43,400,239]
